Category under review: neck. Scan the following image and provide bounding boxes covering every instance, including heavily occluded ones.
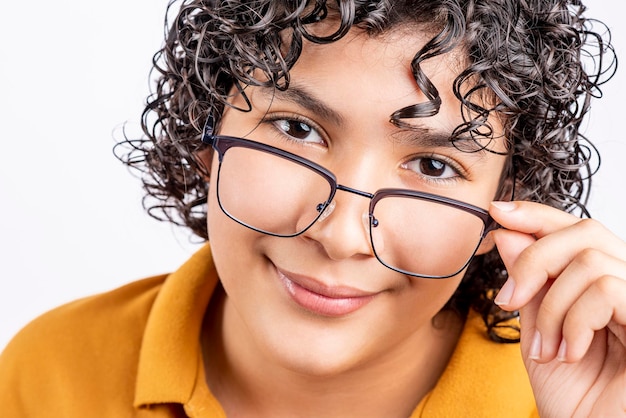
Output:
[202,286,463,418]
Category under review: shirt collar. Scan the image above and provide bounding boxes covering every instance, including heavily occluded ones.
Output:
[411,312,535,416]
[134,244,218,407]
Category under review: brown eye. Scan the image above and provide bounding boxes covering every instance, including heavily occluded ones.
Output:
[402,157,459,181]
[420,159,446,177]
[275,119,323,144]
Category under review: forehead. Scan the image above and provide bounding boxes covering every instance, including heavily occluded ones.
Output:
[257,29,497,139]
[225,27,506,154]
[290,27,463,103]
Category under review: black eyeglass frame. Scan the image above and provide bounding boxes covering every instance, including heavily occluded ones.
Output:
[206,132,499,279]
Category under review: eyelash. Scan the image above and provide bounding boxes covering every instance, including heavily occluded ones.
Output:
[402,154,467,185]
[262,114,327,146]
[262,114,468,184]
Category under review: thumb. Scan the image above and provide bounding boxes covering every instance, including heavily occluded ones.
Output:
[491,228,536,271]
[490,228,535,309]
[491,228,545,359]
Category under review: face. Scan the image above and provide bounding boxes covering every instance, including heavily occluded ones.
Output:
[206,28,508,377]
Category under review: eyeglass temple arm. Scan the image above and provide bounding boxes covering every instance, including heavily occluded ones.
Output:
[201,115,216,145]
[484,218,503,237]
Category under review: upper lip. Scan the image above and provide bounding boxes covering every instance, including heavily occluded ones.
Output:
[276,267,379,299]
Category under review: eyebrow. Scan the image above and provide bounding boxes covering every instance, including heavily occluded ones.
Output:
[391,129,456,148]
[258,85,346,127]
[259,84,490,153]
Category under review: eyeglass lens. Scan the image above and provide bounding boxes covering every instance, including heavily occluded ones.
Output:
[216,145,333,236]
[369,196,485,277]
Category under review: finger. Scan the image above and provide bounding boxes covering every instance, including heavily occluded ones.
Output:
[491,229,536,270]
[492,229,535,308]
[493,226,576,310]
[490,201,626,259]
[490,201,580,238]
[532,251,626,362]
[493,218,626,310]
[517,282,551,361]
[559,275,626,363]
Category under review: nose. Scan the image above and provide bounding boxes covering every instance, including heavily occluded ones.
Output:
[301,185,375,261]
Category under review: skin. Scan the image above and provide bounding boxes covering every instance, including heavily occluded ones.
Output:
[203,28,508,417]
[201,26,626,417]
[492,202,626,417]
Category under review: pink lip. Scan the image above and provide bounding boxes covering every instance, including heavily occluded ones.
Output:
[276,268,376,317]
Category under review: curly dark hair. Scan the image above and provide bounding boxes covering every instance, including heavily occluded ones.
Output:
[116,0,616,342]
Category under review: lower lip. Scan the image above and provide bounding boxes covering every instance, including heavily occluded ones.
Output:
[277,271,375,317]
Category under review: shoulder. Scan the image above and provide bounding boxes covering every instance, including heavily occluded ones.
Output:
[0,275,168,416]
[7,274,167,354]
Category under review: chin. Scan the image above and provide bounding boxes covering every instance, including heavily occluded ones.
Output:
[249,303,398,379]
[266,337,375,379]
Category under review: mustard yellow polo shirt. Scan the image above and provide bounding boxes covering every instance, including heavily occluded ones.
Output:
[0,244,537,417]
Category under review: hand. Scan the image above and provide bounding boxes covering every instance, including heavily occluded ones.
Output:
[489,201,626,417]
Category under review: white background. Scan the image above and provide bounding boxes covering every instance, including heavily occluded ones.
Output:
[1,0,624,351]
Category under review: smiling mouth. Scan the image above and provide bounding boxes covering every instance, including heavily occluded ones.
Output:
[276,268,377,317]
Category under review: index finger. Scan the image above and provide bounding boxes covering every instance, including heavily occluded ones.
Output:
[490,200,626,312]
[489,200,626,259]
[489,201,580,239]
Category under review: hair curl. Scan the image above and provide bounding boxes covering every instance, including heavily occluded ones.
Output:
[115,0,616,342]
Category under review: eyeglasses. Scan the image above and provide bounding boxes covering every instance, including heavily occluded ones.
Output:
[204,132,498,279]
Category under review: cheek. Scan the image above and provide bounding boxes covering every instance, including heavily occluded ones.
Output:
[206,167,219,235]
[206,156,228,244]
[206,171,268,294]
[475,230,496,255]
[419,275,464,308]
[206,170,243,280]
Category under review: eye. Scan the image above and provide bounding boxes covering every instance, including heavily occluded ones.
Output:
[402,157,460,180]
[273,118,325,145]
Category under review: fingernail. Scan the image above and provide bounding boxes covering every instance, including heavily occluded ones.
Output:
[494,278,515,306]
[491,201,517,212]
[557,339,567,362]
[529,330,542,360]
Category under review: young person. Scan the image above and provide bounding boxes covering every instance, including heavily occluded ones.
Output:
[1,0,625,416]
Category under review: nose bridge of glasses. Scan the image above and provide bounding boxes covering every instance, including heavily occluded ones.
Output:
[316,183,376,235]
[310,184,376,259]
[335,184,375,200]
[317,184,374,223]
[325,184,375,220]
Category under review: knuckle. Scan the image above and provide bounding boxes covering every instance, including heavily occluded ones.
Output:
[593,274,620,296]
[574,218,606,237]
[537,299,564,328]
[573,247,604,272]
[536,296,563,328]
[516,242,542,267]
